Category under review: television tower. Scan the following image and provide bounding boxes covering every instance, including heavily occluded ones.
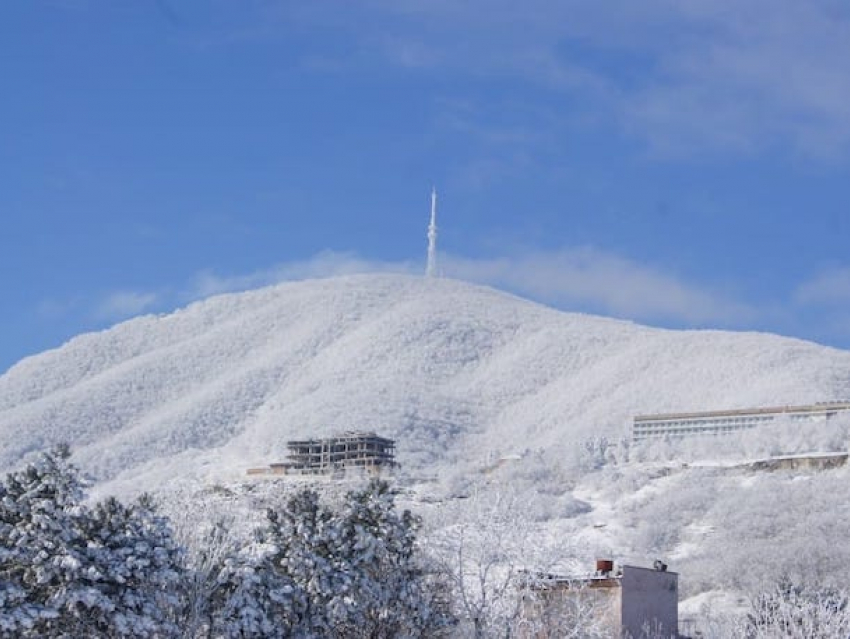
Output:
[426,187,438,278]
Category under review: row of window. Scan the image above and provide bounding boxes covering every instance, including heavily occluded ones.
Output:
[632,407,850,441]
[634,424,751,438]
[635,415,771,430]
[632,418,766,441]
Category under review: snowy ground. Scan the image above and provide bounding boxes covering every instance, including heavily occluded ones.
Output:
[2,273,849,629]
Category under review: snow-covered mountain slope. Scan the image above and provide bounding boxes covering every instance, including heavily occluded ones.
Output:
[1,274,848,492]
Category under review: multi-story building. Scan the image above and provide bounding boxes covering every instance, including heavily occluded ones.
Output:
[633,401,850,443]
[246,431,397,477]
[283,431,396,475]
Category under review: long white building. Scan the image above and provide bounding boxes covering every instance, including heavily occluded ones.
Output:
[632,401,850,443]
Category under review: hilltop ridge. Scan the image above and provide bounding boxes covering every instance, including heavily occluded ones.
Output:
[0,273,847,494]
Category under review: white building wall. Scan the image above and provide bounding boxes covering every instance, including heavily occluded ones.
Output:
[632,402,850,443]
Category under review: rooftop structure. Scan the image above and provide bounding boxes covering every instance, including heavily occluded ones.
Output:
[633,401,850,443]
[521,560,678,639]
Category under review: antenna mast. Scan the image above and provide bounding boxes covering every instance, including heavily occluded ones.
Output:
[426,187,438,277]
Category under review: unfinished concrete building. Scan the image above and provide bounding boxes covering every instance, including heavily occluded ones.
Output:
[279,431,397,476]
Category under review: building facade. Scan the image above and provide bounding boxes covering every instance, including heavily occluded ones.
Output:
[246,431,397,478]
[281,431,396,475]
[521,560,678,638]
[633,401,850,443]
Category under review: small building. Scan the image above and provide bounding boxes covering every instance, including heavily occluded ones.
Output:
[520,560,678,639]
[633,401,850,443]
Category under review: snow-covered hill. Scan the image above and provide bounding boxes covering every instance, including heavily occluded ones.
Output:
[1,274,848,494]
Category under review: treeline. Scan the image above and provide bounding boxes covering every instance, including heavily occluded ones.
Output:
[0,446,452,638]
[5,447,849,638]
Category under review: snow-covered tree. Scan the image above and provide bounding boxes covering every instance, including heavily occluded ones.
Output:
[70,494,184,638]
[742,583,850,639]
[426,484,583,638]
[428,488,536,637]
[0,446,185,638]
[333,479,452,638]
[691,584,850,639]
[256,481,452,638]
[0,445,88,636]
[267,488,340,636]
[176,518,240,637]
[206,538,306,639]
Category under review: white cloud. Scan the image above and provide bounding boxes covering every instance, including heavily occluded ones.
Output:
[94,291,159,321]
[52,250,848,343]
[150,0,850,158]
[441,247,754,325]
[178,247,752,327]
[291,0,850,158]
[186,251,415,300]
[619,1,850,156]
[796,267,850,306]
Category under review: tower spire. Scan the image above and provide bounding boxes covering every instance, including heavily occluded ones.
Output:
[426,187,438,278]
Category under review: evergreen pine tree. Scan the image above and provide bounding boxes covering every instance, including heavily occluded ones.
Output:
[70,494,184,638]
[268,489,342,636]
[0,445,87,636]
[335,479,452,638]
[263,481,452,638]
[0,446,186,638]
[207,539,305,638]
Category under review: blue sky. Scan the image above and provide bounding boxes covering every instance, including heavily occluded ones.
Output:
[3,1,850,373]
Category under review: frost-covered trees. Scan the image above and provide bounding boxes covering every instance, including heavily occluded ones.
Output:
[695,584,850,639]
[73,494,184,637]
[0,444,86,635]
[0,446,184,638]
[206,537,305,638]
[0,449,448,638]
[201,480,451,638]
[333,481,449,637]
[427,486,576,638]
[262,480,452,638]
[742,584,850,639]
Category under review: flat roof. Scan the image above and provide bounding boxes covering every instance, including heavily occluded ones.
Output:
[286,431,395,446]
[527,565,678,589]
